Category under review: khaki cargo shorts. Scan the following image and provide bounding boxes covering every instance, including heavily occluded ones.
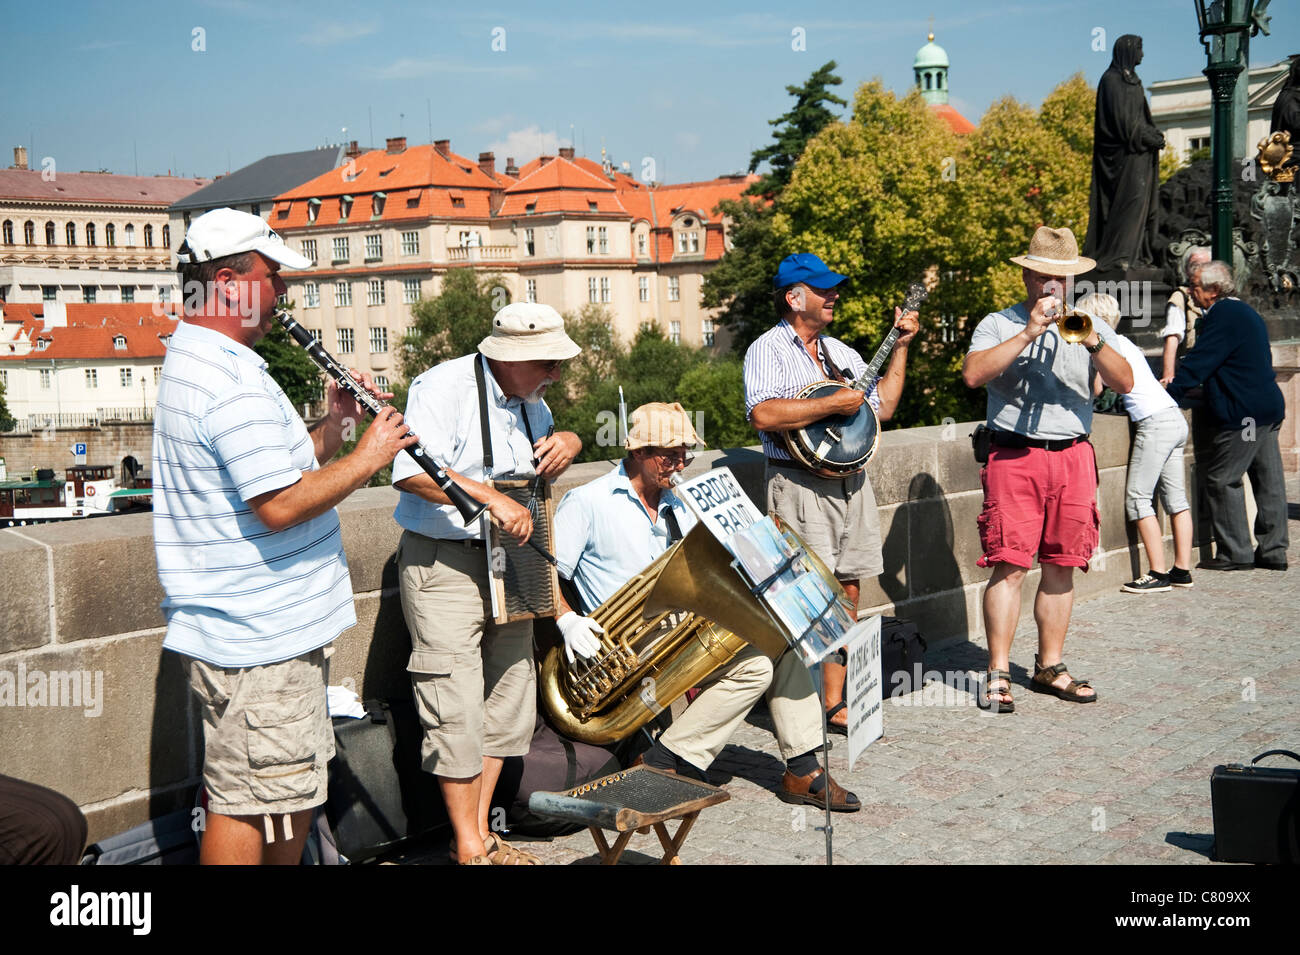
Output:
[766,466,884,581]
[187,647,334,818]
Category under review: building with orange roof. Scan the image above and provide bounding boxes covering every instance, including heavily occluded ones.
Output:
[0,301,180,430]
[0,147,208,309]
[269,136,757,387]
[913,32,976,136]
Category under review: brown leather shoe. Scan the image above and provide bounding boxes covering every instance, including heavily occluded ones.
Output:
[777,767,860,813]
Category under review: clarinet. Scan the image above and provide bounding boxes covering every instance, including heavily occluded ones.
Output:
[275,311,558,566]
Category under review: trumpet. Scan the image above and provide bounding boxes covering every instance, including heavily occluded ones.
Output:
[1045,301,1093,344]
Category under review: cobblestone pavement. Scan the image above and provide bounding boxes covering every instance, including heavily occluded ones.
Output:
[402,499,1298,866]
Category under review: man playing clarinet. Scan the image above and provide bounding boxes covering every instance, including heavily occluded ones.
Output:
[154,208,417,864]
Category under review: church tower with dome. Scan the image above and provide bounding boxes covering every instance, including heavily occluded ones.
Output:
[914,28,975,134]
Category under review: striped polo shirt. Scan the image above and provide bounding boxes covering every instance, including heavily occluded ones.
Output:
[152,321,355,667]
[742,319,880,461]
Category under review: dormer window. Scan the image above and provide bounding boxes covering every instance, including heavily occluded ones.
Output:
[525,202,537,214]
[307,198,321,224]
[339,195,353,220]
[113,335,127,350]
[36,338,49,351]
[371,192,386,218]
[588,201,598,212]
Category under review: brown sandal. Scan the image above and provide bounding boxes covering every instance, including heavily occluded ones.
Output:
[484,831,542,865]
[980,669,1015,713]
[1030,655,1097,703]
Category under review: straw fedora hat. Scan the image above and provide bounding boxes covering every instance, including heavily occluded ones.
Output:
[1009,226,1096,276]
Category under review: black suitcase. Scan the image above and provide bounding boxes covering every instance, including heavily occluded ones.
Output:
[1210,749,1300,864]
[325,699,448,863]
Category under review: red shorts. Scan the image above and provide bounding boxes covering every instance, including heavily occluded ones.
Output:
[976,441,1100,570]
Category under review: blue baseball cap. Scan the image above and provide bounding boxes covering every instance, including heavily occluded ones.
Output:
[772,253,848,290]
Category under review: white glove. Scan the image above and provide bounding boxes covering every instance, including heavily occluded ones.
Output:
[557,611,604,664]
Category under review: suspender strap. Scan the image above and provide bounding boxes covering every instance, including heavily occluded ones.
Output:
[663,504,684,543]
[474,356,493,474]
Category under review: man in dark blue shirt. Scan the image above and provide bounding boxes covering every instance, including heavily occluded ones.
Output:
[1167,261,1288,571]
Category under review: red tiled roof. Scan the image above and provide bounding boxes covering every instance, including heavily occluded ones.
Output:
[279,144,498,198]
[505,157,619,194]
[0,170,209,205]
[930,104,977,135]
[0,304,180,360]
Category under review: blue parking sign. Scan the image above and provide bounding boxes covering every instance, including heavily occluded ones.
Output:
[74,443,87,455]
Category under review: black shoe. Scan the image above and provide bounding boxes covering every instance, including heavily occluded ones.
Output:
[1122,573,1171,594]
[1254,559,1288,571]
[1197,557,1254,571]
[1167,567,1194,588]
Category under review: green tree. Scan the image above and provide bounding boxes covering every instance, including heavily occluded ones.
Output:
[0,379,16,432]
[748,60,848,198]
[400,269,509,382]
[703,61,848,354]
[254,302,321,408]
[677,359,755,450]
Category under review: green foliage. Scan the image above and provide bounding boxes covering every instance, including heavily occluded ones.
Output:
[677,359,755,450]
[0,379,16,432]
[254,305,322,408]
[699,199,783,353]
[400,269,509,382]
[748,60,848,199]
[1159,145,1186,183]
[1188,146,1211,164]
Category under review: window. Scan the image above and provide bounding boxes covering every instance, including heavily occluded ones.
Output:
[307,198,320,224]
[39,368,51,390]
[524,228,535,256]
[302,239,317,263]
[304,282,319,308]
[122,287,134,303]
[371,194,386,218]
[36,337,49,350]
[677,231,699,254]
[24,221,35,245]
[598,227,608,254]
[105,223,115,246]
[587,201,598,212]
[670,321,681,344]
[367,279,385,306]
[249,203,261,217]
[42,285,56,302]
[45,221,56,245]
[588,277,598,304]
[161,224,169,249]
[85,368,98,388]
[306,328,322,343]
[637,232,647,256]
[113,334,126,349]
[401,231,419,256]
[84,286,98,304]
[451,196,465,208]
[120,367,133,388]
[365,234,382,262]
[668,276,680,302]
[124,224,135,246]
[526,278,537,303]
[638,276,649,302]
[335,282,352,307]
[86,223,96,247]
[599,277,611,303]
[66,222,76,245]
[2,220,11,244]
[402,278,420,303]
[702,319,716,346]
[143,224,153,247]
[337,328,355,354]
[0,369,6,388]
[332,237,349,263]
[374,374,389,390]
[153,366,161,384]
[369,326,388,353]
[458,230,479,248]
[339,196,353,220]
[586,227,595,254]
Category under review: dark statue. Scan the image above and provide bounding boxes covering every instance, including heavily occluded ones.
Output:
[1084,35,1166,273]
[1270,55,1300,168]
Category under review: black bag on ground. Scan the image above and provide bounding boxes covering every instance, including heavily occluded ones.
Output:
[325,698,447,863]
[1210,749,1300,864]
[493,719,623,837]
[881,615,927,696]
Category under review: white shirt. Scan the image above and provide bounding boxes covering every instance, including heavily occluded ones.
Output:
[1110,331,1179,423]
[553,461,697,614]
[393,353,553,540]
[152,321,355,667]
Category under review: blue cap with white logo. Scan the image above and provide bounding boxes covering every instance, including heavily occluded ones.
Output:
[772,253,849,289]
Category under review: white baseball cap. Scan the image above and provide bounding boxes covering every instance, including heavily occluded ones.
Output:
[176,207,313,270]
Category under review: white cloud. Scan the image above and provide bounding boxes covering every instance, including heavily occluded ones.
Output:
[486,126,571,163]
[301,21,380,47]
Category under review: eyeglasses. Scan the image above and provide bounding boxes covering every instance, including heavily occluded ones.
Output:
[536,359,564,374]
[651,449,694,468]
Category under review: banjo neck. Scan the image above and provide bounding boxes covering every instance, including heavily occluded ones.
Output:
[847,326,901,391]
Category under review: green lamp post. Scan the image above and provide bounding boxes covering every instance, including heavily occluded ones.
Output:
[1194,0,1273,263]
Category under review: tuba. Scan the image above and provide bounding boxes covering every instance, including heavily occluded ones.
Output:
[538,523,795,745]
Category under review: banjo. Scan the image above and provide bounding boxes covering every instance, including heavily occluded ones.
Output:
[781,282,928,474]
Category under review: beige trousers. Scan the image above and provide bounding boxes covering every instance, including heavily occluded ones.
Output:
[658,644,822,771]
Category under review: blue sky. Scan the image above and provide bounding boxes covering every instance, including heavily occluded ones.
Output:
[3,0,1296,183]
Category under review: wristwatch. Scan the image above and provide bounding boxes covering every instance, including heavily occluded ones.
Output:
[1085,339,1105,354]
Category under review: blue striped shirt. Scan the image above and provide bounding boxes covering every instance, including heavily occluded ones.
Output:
[152,321,355,667]
[742,320,880,461]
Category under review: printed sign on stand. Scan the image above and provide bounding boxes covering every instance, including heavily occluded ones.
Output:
[846,615,883,770]
[672,468,762,548]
